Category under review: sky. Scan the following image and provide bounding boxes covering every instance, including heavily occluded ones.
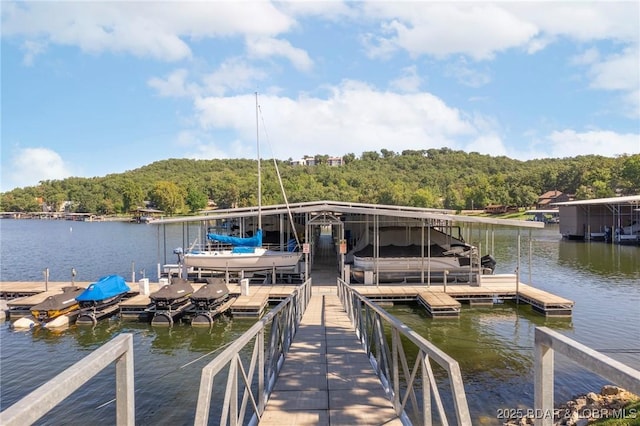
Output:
[1,1,639,192]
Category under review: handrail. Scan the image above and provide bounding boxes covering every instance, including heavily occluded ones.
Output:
[337,278,472,425]
[194,278,312,425]
[534,326,640,426]
[0,333,135,426]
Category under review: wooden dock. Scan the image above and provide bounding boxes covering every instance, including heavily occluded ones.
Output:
[351,276,574,318]
[517,284,574,317]
[0,276,574,321]
[417,291,461,317]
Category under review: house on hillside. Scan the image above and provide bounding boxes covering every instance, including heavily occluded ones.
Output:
[290,155,344,166]
[537,191,571,209]
[484,205,518,214]
[327,156,344,166]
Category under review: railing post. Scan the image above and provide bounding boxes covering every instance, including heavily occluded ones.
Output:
[116,335,135,426]
[534,328,554,426]
[258,329,265,415]
[422,355,432,426]
[391,330,400,412]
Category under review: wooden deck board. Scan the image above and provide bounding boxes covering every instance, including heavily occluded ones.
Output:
[517,284,574,306]
[418,291,461,309]
[1,280,573,318]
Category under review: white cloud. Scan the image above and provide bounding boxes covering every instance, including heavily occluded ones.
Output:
[389,65,422,93]
[278,1,356,20]
[511,3,638,44]
[3,147,73,190]
[445,57,491,88]
[20,39,47,66]
[546,130,640,158]
[174,130,252,160]
[203,58,269,96]
[360,3,638,63]
[362,3,539,60]
[569,47,639,118]
[1,2,295,63]
[191,83,478,160]
[246,37,313,71]
[588,47,639,92]
[148,69,192,98]
[463,134,509,157]
[570,48,600,66]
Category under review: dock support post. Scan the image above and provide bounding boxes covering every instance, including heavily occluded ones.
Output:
[43,268,49,292]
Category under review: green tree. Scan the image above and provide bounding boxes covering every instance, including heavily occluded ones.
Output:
[619,154,640,194]
[149,181,185,215]
[185,188,208,213]
[409,187,441,208]
[120,180,145,212]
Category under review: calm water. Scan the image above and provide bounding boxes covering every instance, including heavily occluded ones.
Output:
[1,219,639,425]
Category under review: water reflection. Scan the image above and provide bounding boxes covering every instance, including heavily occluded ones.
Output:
[558,241,640,280]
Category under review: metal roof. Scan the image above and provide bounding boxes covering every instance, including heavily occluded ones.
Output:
[154,200,544,228]
[524,209,559,214]
[552,195,640,206]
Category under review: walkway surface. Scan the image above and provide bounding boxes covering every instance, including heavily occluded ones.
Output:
[258,288,403,426]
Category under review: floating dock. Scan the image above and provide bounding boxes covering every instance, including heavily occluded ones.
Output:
[348,274,574,318]
[417,291,461,318]
[76,304,121,326]
[0,274,574,323]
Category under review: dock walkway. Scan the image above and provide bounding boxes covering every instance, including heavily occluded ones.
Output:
[259,289,402,426]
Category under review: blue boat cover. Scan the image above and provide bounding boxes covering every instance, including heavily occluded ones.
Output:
[207,229,262,247]
[76,275,130,302]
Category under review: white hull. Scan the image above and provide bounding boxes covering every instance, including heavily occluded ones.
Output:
[351,256,488,283]
[183,248,301,272]
[353,255,465,273]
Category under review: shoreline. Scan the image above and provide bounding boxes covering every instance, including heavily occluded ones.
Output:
[503,386,639,425]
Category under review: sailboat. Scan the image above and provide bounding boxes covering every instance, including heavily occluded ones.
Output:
[181,94,302,272]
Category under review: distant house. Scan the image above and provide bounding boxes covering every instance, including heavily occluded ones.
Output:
[537,191,571,209]
[484,205,518,214]
[327,156,344,166]
[290,155,316,166]
[290,155,344,166]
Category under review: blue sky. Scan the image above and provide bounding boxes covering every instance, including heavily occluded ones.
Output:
[2,1,639,192]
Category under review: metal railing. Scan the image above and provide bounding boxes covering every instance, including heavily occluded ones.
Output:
[337,278,472,425]
[0,333,135,426]
[534,326,640,426]
[194,278,312,425]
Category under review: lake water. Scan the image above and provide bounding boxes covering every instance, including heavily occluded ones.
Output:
[1,219,639,425]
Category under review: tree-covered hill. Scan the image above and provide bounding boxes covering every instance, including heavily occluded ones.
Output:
[1,148,638,215]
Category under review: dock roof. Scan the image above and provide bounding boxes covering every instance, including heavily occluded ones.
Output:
[153,200,544,229]
[552,195,640,206]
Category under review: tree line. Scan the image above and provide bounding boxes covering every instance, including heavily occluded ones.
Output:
[1,148,638,215]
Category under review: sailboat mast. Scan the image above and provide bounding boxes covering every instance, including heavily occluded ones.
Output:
[256,92,262,230]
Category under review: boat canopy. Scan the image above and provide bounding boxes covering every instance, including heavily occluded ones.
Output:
[207,229,262,248]
[76,275,130,302]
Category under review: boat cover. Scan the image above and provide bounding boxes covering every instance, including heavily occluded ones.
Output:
[32,286,84,311]
[76,275,130,302]
[192,278,230,301]
[150,278,194,302]
[207,229,262,247]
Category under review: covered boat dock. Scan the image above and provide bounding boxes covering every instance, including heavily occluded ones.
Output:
[153,200,544,286]
[554,195,640,244]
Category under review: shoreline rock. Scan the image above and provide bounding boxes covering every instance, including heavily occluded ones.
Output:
[503,385,639,425]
